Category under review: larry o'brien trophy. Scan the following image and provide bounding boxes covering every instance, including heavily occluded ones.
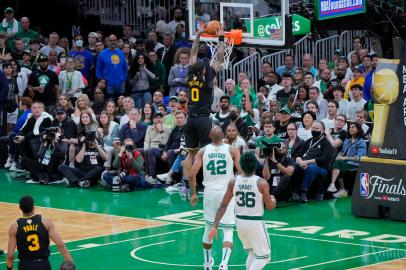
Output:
[352,53,406,222]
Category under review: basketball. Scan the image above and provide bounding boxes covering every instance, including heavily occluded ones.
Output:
[373,68,399,104]
[205,20,221,35]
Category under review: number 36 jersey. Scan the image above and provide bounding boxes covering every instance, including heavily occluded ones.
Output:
[202,143,234,191]
[233,175,264,218]
[16,214,50,260]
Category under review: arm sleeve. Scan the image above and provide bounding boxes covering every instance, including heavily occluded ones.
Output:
[164,129,174,152]
[131,154,144,172]
[143,127,151,150]
[95,53,103,79]
[167,67,177,87]
[144,67,156,79]
[112,154,121,169]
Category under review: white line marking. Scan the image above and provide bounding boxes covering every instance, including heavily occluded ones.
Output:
[130,240,307,267]
[270,233,406,251]
[0,225,203,265]
[0,201,153,220]
[347,257,406,269]
[290,250,395,269]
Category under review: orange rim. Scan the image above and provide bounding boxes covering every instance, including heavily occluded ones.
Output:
[201,29,243,45]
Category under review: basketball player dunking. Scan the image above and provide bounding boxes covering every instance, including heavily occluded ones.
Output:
[6,196,73,270]
[183,22,225,207]
[190,126,242,270]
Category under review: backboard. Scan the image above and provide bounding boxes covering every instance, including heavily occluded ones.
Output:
[187,0,288,47]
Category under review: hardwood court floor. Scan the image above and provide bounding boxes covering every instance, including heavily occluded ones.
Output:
[0,170,405,269]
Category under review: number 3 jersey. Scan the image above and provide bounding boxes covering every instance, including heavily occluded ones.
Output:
[202,143,234,191]
[233,175,264,218]
[16,214,50,260]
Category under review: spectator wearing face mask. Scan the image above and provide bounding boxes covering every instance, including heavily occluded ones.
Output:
[69,34,94,82]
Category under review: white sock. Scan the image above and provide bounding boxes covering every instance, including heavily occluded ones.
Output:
[221,247,232,265]
[246,251,255,269]
[249,258,270,270]
[203,248,212,263]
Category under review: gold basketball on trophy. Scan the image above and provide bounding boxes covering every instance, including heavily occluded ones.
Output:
[373,68,399,104]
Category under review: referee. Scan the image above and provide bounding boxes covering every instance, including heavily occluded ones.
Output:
[6,196,73,270]
[184,23,225,206]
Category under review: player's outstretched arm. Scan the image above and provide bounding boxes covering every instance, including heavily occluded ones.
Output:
[211,24,225,73]
[231,147,242,175]
[208,180,235,241]
[46,219,73,262]
[6,223,17,270]
[190,22,206,66]
[258,179,276,211]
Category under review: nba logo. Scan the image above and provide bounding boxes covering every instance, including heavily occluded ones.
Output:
[360,173,369,197]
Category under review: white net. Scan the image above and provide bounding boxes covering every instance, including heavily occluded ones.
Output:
[204,37,234,70]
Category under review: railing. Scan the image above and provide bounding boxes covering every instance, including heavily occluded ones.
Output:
[82,0,184,30]
[291,33,313,68]
[261,50,288,76]
[339,30,376,58]
[232,52,262,91]
[313,34,339,64]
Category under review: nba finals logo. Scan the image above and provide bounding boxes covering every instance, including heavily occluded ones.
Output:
[360,173,369,197]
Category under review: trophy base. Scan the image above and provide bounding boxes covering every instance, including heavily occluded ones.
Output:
[352,157,406,221]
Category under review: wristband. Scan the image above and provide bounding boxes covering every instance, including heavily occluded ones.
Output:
[218,35,225,42]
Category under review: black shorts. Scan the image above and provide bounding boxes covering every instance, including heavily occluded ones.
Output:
[184,114,212,150]
[18,258,51,270]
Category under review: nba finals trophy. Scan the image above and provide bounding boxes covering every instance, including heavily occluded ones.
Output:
[370,69,399,147]
[352,57,406,222]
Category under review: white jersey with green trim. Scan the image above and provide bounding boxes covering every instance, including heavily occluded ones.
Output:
[233,175,264,218]
[202,143,234,191]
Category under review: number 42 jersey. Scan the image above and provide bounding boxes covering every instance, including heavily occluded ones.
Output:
[202,143,234,191]
[233,175,264,218]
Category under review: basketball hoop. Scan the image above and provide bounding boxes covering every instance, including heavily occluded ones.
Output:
[201,30,242,70]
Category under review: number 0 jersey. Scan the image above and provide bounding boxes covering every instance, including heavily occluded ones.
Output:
[187,66,215,114]
[16,214,50,260]
[202,143,234,191]
[233,175,264,218]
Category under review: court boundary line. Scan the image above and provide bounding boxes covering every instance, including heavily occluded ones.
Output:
[0,201,157,220]
[289,250,397,269]
[347,257,406,269]
[130,240,308,267]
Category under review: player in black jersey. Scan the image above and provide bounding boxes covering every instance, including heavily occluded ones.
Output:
[6,196,73,270]
[184,23,225,206]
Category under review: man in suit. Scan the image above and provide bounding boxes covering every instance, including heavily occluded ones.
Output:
[158,33,177,96]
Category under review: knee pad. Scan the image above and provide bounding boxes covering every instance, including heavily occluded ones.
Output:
[222,227,234,243]
[202,224,213,244]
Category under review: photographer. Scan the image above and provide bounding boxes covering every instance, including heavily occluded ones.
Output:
[52,107,77,154]
[262,142,295,201]
[20,127,65,184]
[255,121,283,160]
[102,138,148,191]
[58,131,108,187]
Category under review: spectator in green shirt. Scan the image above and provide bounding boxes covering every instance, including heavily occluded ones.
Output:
[225,78,240,108]
[13,17,40,51]
[148,50,166,92]
[255,120,283,160]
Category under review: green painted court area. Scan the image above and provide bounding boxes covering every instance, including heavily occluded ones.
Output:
[0,170,405,269]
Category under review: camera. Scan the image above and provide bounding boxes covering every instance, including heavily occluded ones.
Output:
[260,142,281,158]
[125,144,134,152]
[85,131,97,144]
[42,127,60,143]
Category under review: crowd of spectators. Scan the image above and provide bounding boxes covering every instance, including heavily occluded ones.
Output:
[0,6,373,202]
